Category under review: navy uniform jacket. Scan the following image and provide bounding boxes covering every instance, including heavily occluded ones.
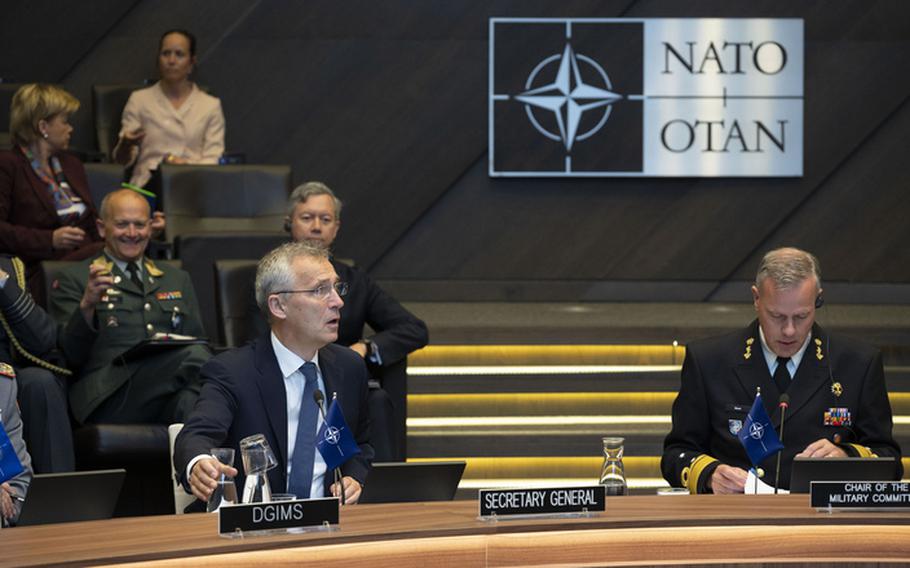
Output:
[662,320,902,493]
[0,255,57,363]
[49,254,206,422]
[174,337,373,497]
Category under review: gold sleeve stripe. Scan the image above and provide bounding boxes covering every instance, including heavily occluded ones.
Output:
[682,454,718,494]
[846,443,876,458]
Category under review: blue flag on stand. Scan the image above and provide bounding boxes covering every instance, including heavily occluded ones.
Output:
[316,399,361,471]
[737,393,784,466]
[0,419,24,484]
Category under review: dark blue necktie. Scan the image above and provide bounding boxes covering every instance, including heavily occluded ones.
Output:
[288,362,319,498]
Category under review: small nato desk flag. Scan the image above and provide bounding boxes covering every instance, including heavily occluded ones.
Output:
[316,399,361,471]
[0,418,24,484]
[737,393,784,466]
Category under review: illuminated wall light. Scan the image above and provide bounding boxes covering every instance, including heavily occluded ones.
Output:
[409,365,682,376]
[408,415,672,427]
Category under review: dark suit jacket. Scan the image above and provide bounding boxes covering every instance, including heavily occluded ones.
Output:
[662,320,902,492]
[174,336,373,497]
[0,149,101,267]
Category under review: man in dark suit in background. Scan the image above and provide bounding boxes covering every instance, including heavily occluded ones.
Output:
[176,241,373,504]
[662,247,902,493]
[252,181,428,461]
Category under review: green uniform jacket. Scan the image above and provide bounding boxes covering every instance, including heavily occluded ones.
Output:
[49,254,206,422]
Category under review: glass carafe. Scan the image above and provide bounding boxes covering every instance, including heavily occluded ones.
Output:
[599,436,628,496]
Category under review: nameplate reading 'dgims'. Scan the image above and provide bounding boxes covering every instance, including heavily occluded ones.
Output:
[810,482,910,510]
[479,486,606,518]
[218,497,339,535]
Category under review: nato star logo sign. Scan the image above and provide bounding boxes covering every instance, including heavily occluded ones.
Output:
[515,44,622,153]
[490,19,644,176]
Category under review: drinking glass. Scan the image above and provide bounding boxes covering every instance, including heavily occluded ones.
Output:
[240,434,278,503]
[207,447,238,512]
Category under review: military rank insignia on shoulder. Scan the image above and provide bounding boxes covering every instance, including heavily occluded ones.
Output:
[92,256,114,275]
[0,362,16,379]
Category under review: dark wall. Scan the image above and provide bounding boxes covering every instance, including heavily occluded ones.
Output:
[3,1,908,299]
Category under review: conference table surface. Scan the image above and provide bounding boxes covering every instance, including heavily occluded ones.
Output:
[4,494,910,567]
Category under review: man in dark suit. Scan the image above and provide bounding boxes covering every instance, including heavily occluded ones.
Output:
[176,241,373,504]
[49,189,210,424]
[252,181,428,460]
[662,247,902,493]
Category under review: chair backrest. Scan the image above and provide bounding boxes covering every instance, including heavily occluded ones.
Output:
[83,162,126,207]
[174,233,287,346]
[168,423,196,514]
[159,164,291,242]
[92,84,145,158]
[214,259,260,349]
[0,83,24,133]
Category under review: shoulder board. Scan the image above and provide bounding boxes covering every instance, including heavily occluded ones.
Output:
[0,362,16,379]
[144,258,165,277]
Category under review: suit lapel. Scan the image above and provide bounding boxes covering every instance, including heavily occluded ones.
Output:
[782,325,829,422]
[319,346,341,403]
[18,149,61,220]
[253,337,289,469]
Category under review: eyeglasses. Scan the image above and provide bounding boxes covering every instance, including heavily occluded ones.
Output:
[272,281,349,300]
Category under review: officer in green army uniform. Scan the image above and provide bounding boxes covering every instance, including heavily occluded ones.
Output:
[49,189,211,424]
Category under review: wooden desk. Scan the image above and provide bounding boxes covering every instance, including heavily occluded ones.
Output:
[3,495,910,567]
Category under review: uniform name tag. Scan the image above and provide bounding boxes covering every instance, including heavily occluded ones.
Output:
[218,497,338,536]
[479,485,606,518]
[811,481,910,510]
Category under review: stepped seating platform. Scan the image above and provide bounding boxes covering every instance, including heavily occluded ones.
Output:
[399,302,910,495]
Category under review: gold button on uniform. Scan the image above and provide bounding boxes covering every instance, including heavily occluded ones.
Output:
[146,323,153,332]
[144,303,151,311]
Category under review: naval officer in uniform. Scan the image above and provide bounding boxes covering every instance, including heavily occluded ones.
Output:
[662,247,902,493]
[49,188,211,424]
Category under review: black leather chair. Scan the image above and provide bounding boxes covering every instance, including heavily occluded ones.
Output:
[83,162,126,207]
[213,259,259,348]
[174,232,287,343]
[42,259,183,517]
[92,84,145,159]
[158,163,291,242]
[0,83,23,134]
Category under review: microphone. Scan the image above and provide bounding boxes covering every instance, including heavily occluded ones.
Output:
[312,389,344,505]
[774,393,790,494]
[313,389,326,419]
